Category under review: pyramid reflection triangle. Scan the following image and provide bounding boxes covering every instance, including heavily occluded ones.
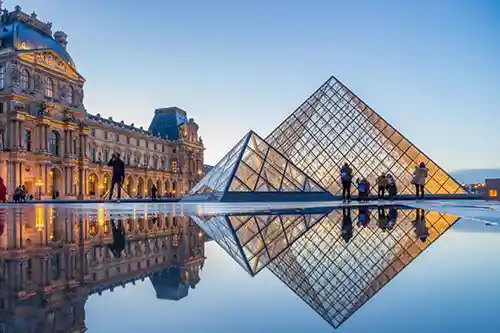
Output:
[189,131,334,201]
[266,76,467,196]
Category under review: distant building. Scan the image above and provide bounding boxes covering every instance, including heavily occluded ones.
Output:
[466,183,486,194]
[485,179,500,201]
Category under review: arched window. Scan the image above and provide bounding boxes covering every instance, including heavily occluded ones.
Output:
[45,77,54,98]
[20,69,29,90]
[67,86,74,104]
[0,65,4,89]
[49,131,59,156]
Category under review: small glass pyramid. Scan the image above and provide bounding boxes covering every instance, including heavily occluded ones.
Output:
[266,76,467,196]
[189,131,333,202]
[191,209,330,275]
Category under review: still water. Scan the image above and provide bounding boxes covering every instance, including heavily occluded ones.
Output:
[0,204,499,332]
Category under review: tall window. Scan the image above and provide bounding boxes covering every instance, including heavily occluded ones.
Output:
[115,133,120,142]
[45,77,54,98]
[104,149,109,162]
[90,147,96,162]
[24,129,31,152]
[0,65,4,90]
[73,138,77,157]
[20,69,29,90]
[49,131,59,156]
[67,86,74,104]
[171,160,178,173]
[90,128,95,137]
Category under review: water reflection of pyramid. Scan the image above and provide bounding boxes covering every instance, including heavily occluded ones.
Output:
[191,208,332,274]
[193,207,460,328]
[266,76,466,196]
[267,208,460,328]
[189,131,333,201]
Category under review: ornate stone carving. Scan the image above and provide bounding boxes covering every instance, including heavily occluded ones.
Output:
[62,108,75,122]
[58,83,69,100]
[34,74,43,91]
[74,87,84,106]
[10,66,20,83]
[37,102,49,116]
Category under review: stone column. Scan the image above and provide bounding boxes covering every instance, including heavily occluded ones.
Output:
[19,162,22,185]
[70,130,74,155]
[44,164,48,195]
[12,162,18,189]
[9,120,15,149]
[44,125,49,152]
[41,125,46,151]
[18,120,23,150]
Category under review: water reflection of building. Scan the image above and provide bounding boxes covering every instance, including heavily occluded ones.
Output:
[195,207,460,328]
[0,206,205,332]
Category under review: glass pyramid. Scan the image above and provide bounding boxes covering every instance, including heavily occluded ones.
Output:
[190,208,331,275]
[189,130,334,201]
[267,207,460,328]
[266,76,467,196]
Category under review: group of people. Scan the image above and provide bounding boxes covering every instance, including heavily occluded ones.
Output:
[340,162,429,202]
[341,207,429,244]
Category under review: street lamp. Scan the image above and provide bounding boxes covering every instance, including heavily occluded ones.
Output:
[35,179,44,200]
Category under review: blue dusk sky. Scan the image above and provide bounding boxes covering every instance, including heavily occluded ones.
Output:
[5,0,500,171]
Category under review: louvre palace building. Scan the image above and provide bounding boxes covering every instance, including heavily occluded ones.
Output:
[0,4,204,199]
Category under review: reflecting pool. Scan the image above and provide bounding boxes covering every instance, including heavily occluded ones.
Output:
[0,204,499,332]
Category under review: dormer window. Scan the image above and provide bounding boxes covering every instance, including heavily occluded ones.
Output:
[45,77,54,98]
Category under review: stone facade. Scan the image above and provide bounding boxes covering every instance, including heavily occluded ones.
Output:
[0,206,206,332]
[0,5,204,200]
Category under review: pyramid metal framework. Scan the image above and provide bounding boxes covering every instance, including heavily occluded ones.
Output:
[190,208,330,275]
[267,208,460,328]
[266,76,467,196]
[189,131,334,202]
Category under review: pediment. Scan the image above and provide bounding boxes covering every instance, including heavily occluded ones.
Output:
[17,49,85,82]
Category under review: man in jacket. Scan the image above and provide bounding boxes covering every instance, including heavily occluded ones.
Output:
[108,152,125,202]
[340,163,353,202]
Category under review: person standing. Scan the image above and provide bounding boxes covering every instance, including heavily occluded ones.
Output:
[0,177,6,203]
[377,174,388,200]
[108,152,125,202]
[340,163,353,203]
[151,184,158,200]
[386,174,397,200]
[412,162,428,200]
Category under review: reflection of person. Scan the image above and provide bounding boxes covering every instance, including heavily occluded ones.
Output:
[108,152,125,202]
[412,209,429,242]
[341,207,353,243]
[358,206,371,227]
[109,218,126,258]
[378,207,388,231]
[387,207,398,230]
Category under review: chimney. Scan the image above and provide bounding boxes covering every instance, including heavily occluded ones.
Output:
[54,31,68,49]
